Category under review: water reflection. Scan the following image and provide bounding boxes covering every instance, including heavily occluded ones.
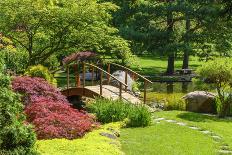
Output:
[152,82,195,94]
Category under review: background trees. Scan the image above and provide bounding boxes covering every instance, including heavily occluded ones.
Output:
[0,0,132,67]
[102,0,232,74]
[0,0,232,74]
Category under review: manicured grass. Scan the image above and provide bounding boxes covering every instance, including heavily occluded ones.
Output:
[131,56,203,75]
[36,123,122,155]
[155,111,232,150]
[120,121,217,155]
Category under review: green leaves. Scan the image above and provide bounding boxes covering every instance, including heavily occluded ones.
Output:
[0,0,132,65]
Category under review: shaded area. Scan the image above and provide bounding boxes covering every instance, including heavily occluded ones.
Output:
[177,112,232,123]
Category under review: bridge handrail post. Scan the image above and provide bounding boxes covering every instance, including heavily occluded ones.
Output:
[91,66,94,86]
[107,64,111,84]
[66,66,70,90]
[100,70,103,96]
[144,80,147,104]
[119,83,122,100]
[125,71,128,92]
[82,62,86,88]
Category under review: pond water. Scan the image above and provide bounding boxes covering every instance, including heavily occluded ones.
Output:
[147,81,216,94]
[151,82,197,94]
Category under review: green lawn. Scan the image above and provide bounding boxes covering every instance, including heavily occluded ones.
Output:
[120,111,232,155]
[155,111,232,150]
[120,122,217,155]
[131,56,203,75]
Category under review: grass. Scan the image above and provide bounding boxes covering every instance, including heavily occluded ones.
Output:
[120,121,217,155]
[155,111,232,150]
[36,122,122,155]
[131,56,203,75]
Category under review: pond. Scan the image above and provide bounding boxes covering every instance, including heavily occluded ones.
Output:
[151,82,202,94]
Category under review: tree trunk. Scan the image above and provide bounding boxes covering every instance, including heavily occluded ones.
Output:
[166,53,175,75]
[166,0,175,75]
[182,12,190,69]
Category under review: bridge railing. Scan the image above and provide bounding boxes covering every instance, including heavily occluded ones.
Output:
[107,63,153,104]
[66,62,128,99]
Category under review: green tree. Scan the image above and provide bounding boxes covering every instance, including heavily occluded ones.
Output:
[105,0,223,74]
[0,0,132,66]
[197,58,232,118]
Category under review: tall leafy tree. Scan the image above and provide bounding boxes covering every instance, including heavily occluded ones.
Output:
[0,0,132,66]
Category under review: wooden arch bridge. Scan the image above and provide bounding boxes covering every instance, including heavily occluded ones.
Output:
[61,62,152,104]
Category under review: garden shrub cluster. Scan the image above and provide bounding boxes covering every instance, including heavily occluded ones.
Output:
[12,76,98,139]
[12,76,67,105]
[87,98,151,127]
[0,72,37,154]
[25,64,57,86]
[25,98,98,140]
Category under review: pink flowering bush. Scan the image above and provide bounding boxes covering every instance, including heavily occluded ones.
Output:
[12,76,68,105]
[25,97,98,139]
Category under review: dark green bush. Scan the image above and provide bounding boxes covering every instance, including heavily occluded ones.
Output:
[87,98,151,127]
[0,74,37,155]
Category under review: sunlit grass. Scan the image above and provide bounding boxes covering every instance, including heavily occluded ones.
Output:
[131,56,203,75]
[120,121,217,155]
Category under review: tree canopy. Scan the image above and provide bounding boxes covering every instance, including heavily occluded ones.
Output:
[0,0,132,66]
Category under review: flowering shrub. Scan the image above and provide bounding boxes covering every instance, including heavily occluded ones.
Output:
[12,76,68,105]
[25,98,98,139]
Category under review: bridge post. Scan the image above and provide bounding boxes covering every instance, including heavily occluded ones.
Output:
[119,83,122,100]
[82,63,86,88]
[91,66,94,86]
[125,71,128,92]
[74,64,81,88]
[107,64,110,84]
[144,81,147,104]
[66,66,70,90]
[100,70,103,96]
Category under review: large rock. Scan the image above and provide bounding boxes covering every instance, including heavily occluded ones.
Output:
[183,91,217,113]
[110,70,134,91]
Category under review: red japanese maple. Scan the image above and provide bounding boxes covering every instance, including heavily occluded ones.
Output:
[12,76,68,105]
[25,98,98,139]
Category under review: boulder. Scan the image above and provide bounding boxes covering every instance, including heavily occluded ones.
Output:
[110,70,134,91]
[182,91,217,113]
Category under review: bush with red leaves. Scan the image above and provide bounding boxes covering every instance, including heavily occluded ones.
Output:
[12,76,68,105]
[25,97,98,139]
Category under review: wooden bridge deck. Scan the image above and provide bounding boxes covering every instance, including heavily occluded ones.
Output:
[61,85,141,104]
[85,85,141,104]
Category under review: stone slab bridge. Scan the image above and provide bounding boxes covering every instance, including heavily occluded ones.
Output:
[60,62,152,104]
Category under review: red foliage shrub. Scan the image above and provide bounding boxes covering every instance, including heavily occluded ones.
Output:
[12,76,68,105]
[25,97,98,139]
[62,51,98,65]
